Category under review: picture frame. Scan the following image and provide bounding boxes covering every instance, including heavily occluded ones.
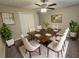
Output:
[51,14,62,23]
[2,12,15,24]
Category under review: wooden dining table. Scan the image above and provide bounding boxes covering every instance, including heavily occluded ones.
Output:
[27,28,61,46]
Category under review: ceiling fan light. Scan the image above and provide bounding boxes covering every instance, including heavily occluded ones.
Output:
[41,8,47,13]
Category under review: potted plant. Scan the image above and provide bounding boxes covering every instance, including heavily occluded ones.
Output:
[69,20,78,37]
[0,23,14,47]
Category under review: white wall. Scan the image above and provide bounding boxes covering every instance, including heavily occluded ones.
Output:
[39,5,79,33]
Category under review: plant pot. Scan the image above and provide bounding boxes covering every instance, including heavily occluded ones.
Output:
[6,39,14,47]
[70,32,77,37]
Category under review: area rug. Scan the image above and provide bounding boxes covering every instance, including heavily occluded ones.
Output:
[19,40,69,58]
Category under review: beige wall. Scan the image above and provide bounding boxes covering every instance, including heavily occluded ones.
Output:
[0,5,23,39]
[0,38,5,58]
[0,5,39,57]
[0,5,39,40]
[0,13,22,40]
[0,5,26,57]
[9,13,22,40]
[39,5,79,33]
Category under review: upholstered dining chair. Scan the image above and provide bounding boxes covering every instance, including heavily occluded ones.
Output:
[37,25,42,30]
[47,28,69,58]
[29,26,35,32]
[20,35,41,58]
[51,25,56,29]
[36,25,42,32]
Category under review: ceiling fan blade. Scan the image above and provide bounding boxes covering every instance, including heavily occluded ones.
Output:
[47,8,55,10]
[35,3,41,6]
[48,3,56,6]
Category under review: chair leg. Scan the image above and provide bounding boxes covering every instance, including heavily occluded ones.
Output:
[47,48,49,57]
[62,41,65,52]
[29,51,32,58]
[61,50,63,57]
[39,47,41,55]
[62,46,64,51]
[57,52,59,58]
[64,41,66,47]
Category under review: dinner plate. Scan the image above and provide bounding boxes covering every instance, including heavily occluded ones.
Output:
[53,29,58,32]
[45,33,52,36]
[35,34,41,37]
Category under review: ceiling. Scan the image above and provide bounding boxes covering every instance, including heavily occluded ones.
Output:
[0,0,79,9]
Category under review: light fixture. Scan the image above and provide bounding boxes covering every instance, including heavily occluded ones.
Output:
[41,8,47,13]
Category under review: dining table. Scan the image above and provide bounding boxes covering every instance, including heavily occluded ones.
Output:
[27,28,61,46]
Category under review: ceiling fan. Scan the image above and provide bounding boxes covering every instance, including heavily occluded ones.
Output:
[35,0,56,12]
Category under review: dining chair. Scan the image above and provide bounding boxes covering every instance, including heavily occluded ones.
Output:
[51,28,69,45]
[36,25,42,32]
[37,25,42,29]
[29,26,35,32]
[51,25,56,29]
[47,28,69,58]
[20,35,41,58]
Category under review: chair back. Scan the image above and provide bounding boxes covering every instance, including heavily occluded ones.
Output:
[64,28,69,35]
[29,26,35,32]
[55,28,69,51]
[21,35,35,51]
[37,25,42,30]
[51,25,58,29]
[51,25,56,29]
